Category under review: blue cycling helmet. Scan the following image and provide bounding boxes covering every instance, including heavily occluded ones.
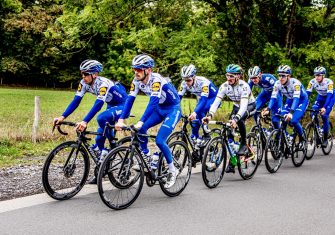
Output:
[226,64,243,74]
[314,66,326,75]
[248,66,261,78]
[80,60,103,74]
[181,64,197,78]
[277,65,292,74]
[132,54,155,69]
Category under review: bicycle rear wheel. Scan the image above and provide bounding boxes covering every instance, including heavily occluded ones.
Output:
[305,123,316,160]
[42,141,90,200]
[97,146,143,210]
[322,122,333,155]
[291,132,306,167]
[238,132,260,180]
[159,141,192,197]
[264,130,284,173]
[201,136,227,188]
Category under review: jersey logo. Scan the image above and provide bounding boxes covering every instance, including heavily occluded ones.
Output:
[328,84,333,90]
[77,83,82,91]
[99,87,107,96]
[152,82,161,92]
[202,86,209,93]
[179,86,183,92]
[294,85,300,91]
[130,83,135,91]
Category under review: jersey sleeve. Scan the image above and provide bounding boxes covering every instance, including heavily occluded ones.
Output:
[178,82,187,97]
[129,79,140,97]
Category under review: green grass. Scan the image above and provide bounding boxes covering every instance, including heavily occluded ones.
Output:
[0,87,232,167]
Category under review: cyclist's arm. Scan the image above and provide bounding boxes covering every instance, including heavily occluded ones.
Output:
[194,84,210,114]
[178,82,187,101]
[306,80,313,97]
[208,84,225,116]
[62,95,82,118]
[324,81,334,108]
[140,80,162,123]
[268,81,279,110]
[235,97,249,121]
[248,79,254,90]
[83,99,104,123]
[291,84,302,112]
[120,80,139,119]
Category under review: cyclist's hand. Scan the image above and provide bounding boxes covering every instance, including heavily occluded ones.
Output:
[134,121,143,130]
[229,119,238,129]
[202,115,211,124]
[75,121,87,132]
[261,108,269,118]
[284,113,292,122]
[115,120,126,131]
[54,116,65,125]
[320,107,326,115]
[188,112,197,121]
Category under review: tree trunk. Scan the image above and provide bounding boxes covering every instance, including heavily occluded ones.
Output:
[285,0,297,54]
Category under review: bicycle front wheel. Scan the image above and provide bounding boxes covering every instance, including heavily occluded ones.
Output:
[201,136,227,188]
[238,132,260,180]
[159,141,192,197]
[322,122,333,155]
[264,130,284,173]
[97,146,144,210]
[291,132,306,167]
[42,141,90,200]
[305,123,316,160]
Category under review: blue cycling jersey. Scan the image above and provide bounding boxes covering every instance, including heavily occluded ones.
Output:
[62,77,128,123]
[248,73,277,93]
[178,76,218,114]
[120,73,180,122]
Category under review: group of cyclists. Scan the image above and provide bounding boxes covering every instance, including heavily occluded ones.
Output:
[54,54,334,189]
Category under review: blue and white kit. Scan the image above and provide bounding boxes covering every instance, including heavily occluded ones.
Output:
[306,78,335,135]
[178,76,218,138]
[248,73,282,129]
[269,78,308,136]
[63,76,128,150]
[120,73,181,164]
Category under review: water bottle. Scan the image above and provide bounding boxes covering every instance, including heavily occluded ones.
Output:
[228,139,238,166]
[263,128,271,137]
[99,149,109,163]
[318,126,323,137]
[195,137,202,150]
[150,152,160,170]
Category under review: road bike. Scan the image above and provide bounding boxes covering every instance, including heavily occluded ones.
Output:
[201,121,261,188]
[42,121,130,200]
[97,124,192,210]
[305,109,333,160]
[167,115,220,167]
[264,115,307,173]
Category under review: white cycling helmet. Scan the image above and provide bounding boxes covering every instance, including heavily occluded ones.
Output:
[248,66,261,78]
[181,64,197,78]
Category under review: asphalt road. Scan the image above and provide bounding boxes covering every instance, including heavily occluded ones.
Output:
[1,149,334,235]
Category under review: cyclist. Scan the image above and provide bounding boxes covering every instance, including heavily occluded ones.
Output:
[54,59,128,172]
[306,66,335,147]
[202,64,256,173]
[178,64,218,144]
[248,66,282,130]
[262,65,308,149]
[115,54,181,189]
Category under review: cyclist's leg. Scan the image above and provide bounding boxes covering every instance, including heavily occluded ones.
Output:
[281,99,293,134]
[291,100,309,141]
[191,100,213,138]
[138,111,163,155]
[156,107,182,165]
[311,96,323,126]
[271,92,282,130]
[321,94,335,138]
[236,102,256,155]
[95,105,124,150]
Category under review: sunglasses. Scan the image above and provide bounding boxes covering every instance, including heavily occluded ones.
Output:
[133,68,144,72]
[226,74,237,79]
[278,74,288,78]
[314,74,323,77]
[81,72,91,76]
[250,76,259,80]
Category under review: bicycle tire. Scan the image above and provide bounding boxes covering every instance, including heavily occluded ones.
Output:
[116,136,132,146]
[322,122,333,155]
[291,132,306,167]
[201,136,227,188]
[264,129,284,173]
[238,132,260,180]
[305,123,316,160]
[159,140,192,197]
[42,141,90,200]
[97,146,144,210]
